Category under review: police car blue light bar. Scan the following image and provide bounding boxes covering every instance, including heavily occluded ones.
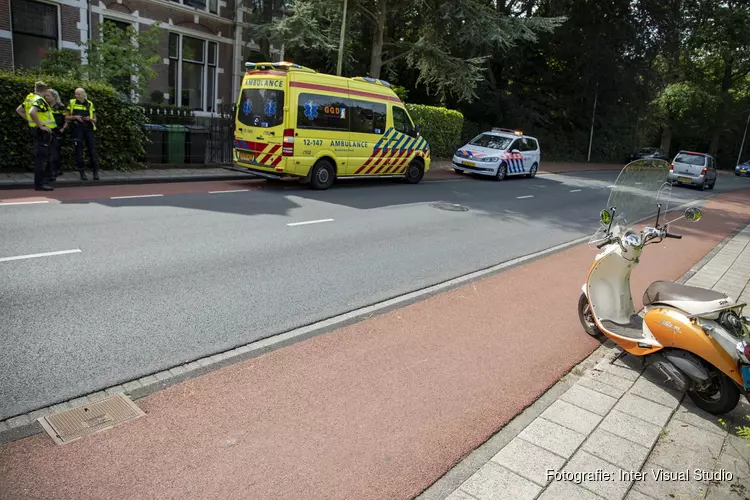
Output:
[492,127,523,135]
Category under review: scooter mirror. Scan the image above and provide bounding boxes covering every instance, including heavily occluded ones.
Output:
[685,207,702,222]
[600,209,612,225]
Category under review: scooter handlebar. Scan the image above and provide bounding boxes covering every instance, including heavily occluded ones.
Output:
[665,232,682,239]
[596,239,611,249]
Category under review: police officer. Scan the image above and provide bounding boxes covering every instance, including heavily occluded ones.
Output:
[47,89,69,178]
[15,81,48,135]
[68,88,100,181]
[25,89,57,191]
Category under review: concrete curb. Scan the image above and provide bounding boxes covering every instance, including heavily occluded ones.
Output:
[0,233,595,445]
[0,173,259,190]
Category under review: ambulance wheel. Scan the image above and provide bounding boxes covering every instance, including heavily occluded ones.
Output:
[404,160,425,184]
[309,159,335,190]
[578,293,602,337]
[527,163,538,178]
[494,163,507,181]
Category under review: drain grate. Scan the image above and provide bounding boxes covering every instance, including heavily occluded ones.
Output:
[430,202,469,212]
[39,394,145,445]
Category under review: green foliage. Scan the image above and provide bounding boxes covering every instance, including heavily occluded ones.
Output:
[0,71,147,171]
[406,104,464,158]
[392,85,409,102]
[38,49,85,80]
[87,22,162,99]
[149,90,166,104]
[40,21,162,100]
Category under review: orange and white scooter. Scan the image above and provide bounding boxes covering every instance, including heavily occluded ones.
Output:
[578,159,750,414]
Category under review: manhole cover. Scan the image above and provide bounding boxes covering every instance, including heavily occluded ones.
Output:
[430,203,469,212]
[39,394,145,445]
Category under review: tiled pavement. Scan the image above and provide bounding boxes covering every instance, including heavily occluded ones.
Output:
[442,225,750,500]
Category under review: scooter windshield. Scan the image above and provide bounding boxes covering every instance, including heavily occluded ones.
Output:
[590,159,672,244]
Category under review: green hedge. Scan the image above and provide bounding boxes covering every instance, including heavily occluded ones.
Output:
[0,71,147,171]
[406,104,464,158]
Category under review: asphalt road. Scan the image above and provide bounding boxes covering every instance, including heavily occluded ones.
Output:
[2,171,749,420]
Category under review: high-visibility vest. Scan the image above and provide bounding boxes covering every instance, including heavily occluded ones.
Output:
[22,93,40,128]
[69,98,96,131]
[31,96,57,130]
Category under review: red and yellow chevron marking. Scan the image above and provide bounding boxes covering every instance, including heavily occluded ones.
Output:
[234,139,282,169]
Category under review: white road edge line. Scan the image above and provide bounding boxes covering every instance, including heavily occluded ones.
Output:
[208,189,250,194]
[110,194,164,200]
[570,189,582,192]
[0,249,82,263]
[607,185,616,188]
[516,195,534,199]
[0,200,50,206]
[287,218,334,227]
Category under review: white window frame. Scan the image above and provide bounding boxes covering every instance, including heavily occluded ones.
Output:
[10,0,61,70]
[168,0,219,17]
[169,32,218,113]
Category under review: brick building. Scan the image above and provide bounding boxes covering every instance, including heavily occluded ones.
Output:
[0,0,282,114]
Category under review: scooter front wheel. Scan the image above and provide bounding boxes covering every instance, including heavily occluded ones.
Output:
[578,293,602,337]
[688,370,740,415]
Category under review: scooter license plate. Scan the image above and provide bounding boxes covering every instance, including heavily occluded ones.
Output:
[742,365,750,390]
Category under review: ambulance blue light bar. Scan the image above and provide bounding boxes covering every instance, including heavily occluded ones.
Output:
[245,62,316,73]
[352,77,393,88]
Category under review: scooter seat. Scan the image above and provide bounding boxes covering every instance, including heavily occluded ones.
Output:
[643,281,728,309]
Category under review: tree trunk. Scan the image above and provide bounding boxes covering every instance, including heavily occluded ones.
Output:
[709,57,734,157]
[660,126,672,154]
[369,1,386,78]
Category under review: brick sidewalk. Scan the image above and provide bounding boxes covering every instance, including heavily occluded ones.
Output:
[438,226,750,500]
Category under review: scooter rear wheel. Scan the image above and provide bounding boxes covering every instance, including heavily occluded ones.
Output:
[578,293,602,337]
[688,370,740,415]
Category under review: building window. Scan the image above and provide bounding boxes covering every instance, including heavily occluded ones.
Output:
[297,93,350,131]
[11,0,58,69]
[169,0,218,15]
[167,33,218,112]
[103,18,130,33]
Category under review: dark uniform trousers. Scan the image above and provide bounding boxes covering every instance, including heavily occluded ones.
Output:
[74,126,99,174]
[33,129,53,188]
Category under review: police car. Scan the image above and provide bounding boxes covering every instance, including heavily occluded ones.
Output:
[452,129,541,180]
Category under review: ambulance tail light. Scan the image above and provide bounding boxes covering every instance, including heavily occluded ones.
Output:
[283,129,295,156]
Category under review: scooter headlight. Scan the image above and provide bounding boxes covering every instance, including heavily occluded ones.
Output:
[623,230,642,248]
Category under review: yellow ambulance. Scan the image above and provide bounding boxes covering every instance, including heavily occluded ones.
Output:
[227,62,431,190]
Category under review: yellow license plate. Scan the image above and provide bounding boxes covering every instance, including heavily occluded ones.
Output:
[741,169,747,173]
[679,177,691,182]
[239,151,255,163]
[463,161,476,167]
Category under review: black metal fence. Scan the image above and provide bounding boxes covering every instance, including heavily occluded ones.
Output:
[142,104,235,166]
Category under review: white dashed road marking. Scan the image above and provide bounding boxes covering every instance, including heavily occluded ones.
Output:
[110,194,164,200]
[0,200,50,206]
[516,195,534,199]
[570,189,582,192]
[287,219,335,227]
[209,189,250,194]
[0,249,82,263]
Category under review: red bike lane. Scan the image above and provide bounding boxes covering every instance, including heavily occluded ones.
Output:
[1,190,749,500]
